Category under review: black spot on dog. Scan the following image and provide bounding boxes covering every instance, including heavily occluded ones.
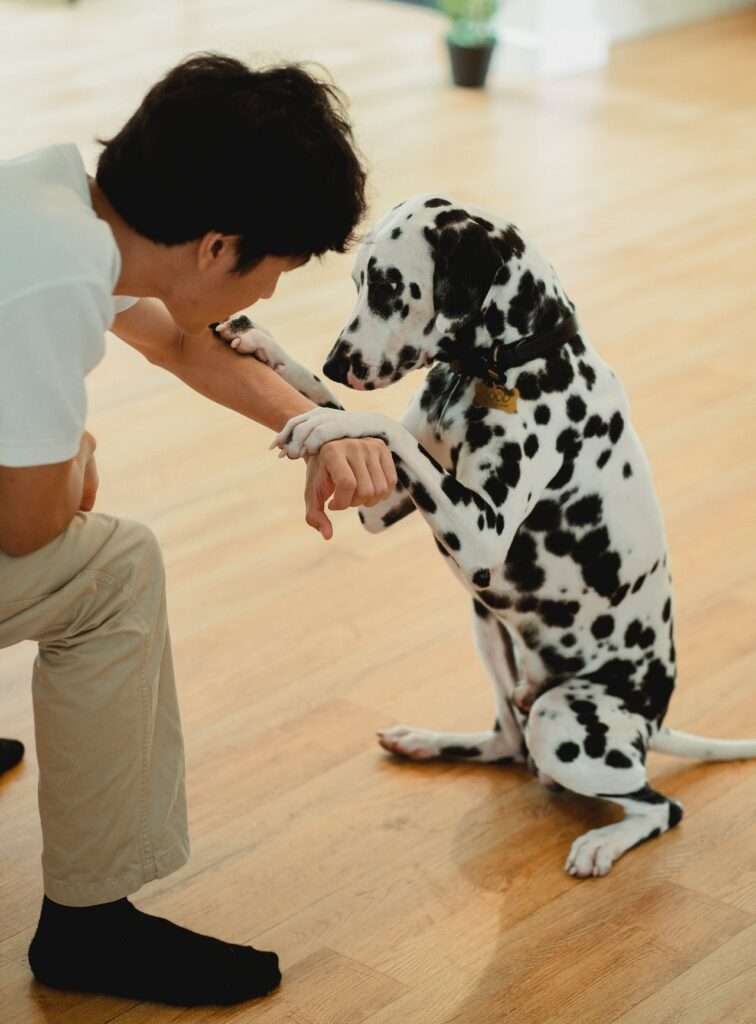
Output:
[539,353,574,394]
[547,460,575,490]
[579,361,597,389]
[418,444,444,473]
[540,600,580,628]
[609,412,625,443]
[623,463,633,478]
[545,530,575,556]
[473,599,491,619]
[411,481,437,513]
[541,647,585,676]
[473,569,491,588]
[525,499,561,532]
[611,583,630,607]
[631,574,646,594]
[505,532,545,592]
[561,633,577,647]
[515,371,540,401]
[434,207,471,230]
[382,497,415,527]
[566,494,602,528]
[605,749,633,769]
[524,434,539,458]
[484,300,506,337]
[567,395,587,422]
[508,271,540,334]
[390,227,402,239]
[479,589,512,610]
[556,741,580,763]
[467,420,493,451]
[441,745,482,758]
[584,415,608,438]
[443,531,461,551]
[425,197,452,208]
[662,598,671,622]
[366,262,406,321]
[591,615,614,639]
[625,620,656,649]
[597,449,612,469]
[409,282,421,300]
[534,404,551,425]
[668,801,684,828]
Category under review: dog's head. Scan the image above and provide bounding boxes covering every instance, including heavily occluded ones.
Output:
[323,195,526,390]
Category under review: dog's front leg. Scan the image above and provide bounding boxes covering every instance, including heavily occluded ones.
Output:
[214,315,343,410]
[274,409,558,587]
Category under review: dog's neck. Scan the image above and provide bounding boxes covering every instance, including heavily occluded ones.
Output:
[434,312,580,383]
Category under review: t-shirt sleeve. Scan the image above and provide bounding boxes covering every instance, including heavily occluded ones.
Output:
[113,295,138,316]
[0,280,109,467]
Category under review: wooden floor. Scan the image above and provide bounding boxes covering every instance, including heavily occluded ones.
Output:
[2,2,756,1021]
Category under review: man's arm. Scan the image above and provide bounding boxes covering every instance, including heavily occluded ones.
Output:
[112,299,397,534]
[113,298,312,431]
[0,432,96,557]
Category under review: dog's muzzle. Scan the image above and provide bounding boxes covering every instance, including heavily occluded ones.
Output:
[323,342,350,384]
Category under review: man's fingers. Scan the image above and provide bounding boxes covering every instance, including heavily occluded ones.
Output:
[348,449,377,507]
[305,468,334,540]
[306,505,333,540]
[328,463,357,511]
[370,444,397,502]
[378,444,398,494]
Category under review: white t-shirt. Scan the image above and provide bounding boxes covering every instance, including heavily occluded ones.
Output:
[0,144,136,467]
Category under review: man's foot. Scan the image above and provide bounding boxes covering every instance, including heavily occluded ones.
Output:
[0,738,24,775]
[28,896,281,1006]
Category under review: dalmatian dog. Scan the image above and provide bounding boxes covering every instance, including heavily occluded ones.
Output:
[216,194,756,877]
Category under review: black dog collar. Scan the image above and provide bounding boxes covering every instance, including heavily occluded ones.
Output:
[443,312,580,413]
[446,312,579,383]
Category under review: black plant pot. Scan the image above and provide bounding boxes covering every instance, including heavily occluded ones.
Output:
[447,36,496,89]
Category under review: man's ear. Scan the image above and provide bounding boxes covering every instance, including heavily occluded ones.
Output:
[197,232,237,271]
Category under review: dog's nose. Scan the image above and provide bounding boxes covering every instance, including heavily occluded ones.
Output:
[323,341,350,384]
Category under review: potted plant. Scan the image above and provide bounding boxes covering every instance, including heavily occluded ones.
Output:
[439,0,499,89]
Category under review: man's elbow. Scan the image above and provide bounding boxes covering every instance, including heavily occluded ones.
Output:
[0,521,64,558]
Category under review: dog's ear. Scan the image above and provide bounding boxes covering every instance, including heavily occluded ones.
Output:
[424,218,502,332]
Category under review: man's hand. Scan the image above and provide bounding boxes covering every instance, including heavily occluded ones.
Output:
[304,438,397,539]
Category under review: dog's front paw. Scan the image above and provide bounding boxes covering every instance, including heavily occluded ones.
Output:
[214,316,287,370]
[273,410,391,459]
[565,826,627,878]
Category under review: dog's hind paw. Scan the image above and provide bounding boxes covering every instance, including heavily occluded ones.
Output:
[377,726,439,760]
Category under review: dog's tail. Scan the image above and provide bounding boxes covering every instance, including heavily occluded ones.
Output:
[649,726,756,761]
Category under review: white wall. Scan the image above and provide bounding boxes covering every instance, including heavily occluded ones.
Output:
[495,0,756,76]
[600,0,756,41]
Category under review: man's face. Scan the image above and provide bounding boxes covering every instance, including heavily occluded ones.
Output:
[166,244,305,335]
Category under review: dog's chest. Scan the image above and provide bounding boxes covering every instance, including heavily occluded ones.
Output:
[414,369,477,472]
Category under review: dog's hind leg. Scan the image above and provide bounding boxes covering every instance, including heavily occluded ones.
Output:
[526,681,684,877]
[378,600,524,764]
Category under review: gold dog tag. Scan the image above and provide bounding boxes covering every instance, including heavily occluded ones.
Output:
[474,381,519,414]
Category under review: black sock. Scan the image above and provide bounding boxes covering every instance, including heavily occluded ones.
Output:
[0,738,24,775]
[28,896,281,1006]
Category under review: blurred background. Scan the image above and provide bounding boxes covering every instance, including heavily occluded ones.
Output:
[1,3,755,1023]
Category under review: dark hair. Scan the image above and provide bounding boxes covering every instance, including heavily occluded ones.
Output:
[96,54,367,271]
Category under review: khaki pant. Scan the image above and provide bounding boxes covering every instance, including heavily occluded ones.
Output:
[0,513,189,907]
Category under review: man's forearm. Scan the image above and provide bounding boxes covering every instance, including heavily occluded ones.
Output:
[163,329,314,433]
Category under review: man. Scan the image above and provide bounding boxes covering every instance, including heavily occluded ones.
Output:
[0,54,395,1006]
